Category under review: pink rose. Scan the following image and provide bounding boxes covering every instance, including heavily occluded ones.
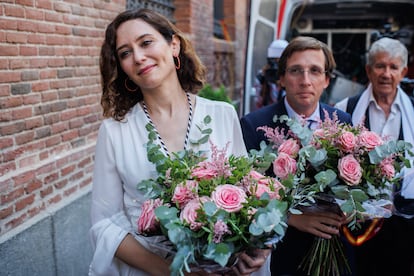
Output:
[191,166,217,180]
[358,130,383,151]
[379,158,395,180]
[270,178,284,200]
[255,179,283,200]
[172,180,198,208]
[180,197,206,230]
[255,183,272,199]
[211,184,247,213]
[273,152,297,180]
[249,171,272,185]
[137,198,164,234]
[278,139,300,157]
[338,154,362,186]
[338,131,356,153]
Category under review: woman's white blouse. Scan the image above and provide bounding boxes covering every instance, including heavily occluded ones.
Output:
[89,96,270,275]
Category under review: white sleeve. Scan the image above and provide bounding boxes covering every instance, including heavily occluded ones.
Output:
[89,122,130,275]
[229,106,248,157]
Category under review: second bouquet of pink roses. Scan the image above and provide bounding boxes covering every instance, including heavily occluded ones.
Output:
[256,111,413,276]
[136,117,289,276]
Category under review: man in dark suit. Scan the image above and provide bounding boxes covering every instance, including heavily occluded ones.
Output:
[241,36,353,276]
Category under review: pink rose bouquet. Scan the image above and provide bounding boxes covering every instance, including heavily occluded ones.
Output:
[137,120,288,276]
[256,112,412,276]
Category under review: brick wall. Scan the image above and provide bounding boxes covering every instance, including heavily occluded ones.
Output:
[0,0,125,237]
[0,0,248,242]
[174,0,215,84]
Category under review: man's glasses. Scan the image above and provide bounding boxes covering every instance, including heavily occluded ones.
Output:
[285,66,327,79]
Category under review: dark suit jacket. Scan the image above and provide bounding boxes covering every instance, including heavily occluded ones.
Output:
[241,99,352,152]
[240,99,353,276]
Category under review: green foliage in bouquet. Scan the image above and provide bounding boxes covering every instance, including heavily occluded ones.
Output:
[255,112,413,276]
[137,116,289,276]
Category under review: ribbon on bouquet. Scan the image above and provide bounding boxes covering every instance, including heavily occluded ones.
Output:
[341,218,384,246]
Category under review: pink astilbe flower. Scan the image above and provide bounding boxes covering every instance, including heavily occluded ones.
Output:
[257,125,286,149]
[191,141,232,179]
[213,219,232,243]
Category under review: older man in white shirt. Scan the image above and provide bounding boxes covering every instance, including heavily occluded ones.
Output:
[335,37,414,276]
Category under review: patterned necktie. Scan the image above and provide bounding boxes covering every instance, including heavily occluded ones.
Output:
[307,119,315,129]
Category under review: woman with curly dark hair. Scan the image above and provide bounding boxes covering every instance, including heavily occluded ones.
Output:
[89,9,271,276]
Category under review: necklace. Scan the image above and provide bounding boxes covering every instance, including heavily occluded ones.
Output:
[142,93,193,157]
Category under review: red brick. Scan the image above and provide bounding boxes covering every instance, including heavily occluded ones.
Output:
[19,154,39,169]
[27,33,45,44]
[61,164,75,177]
[32,81,50,92]
[36,0,53,10]
[26,8,45,20]
[15,0,35,7]
[40,185,53,198]
[53,2,72,13]
[0,120,26,135]
[1,187,25,204]
[44,11,62,23]
[48,194,62,205]
[15,194,36,212]
[61,129,78,142]
[13,170,36,186]
[4,5,25,18]
[15,130,35,145]
[10,59,30,69]
[64,185,78,197]
[6,33,28,44]
[23,93,41,105]
[26,179,43,193]
[45,135,61,147]
[12,106,33,120]
[5,212,27,230]
[20,45,38,56]
[18,20,38,32]
[0,45,19,56]
[0,178,13,193]
[28,203,46,218]
[54,179,68,189]
[0,136,13,149]
[0,205,13,220]
[0,162,16,178]
[44,172,59,184]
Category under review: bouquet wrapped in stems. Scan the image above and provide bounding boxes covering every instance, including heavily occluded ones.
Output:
[136,117,289,276]
[255,111,413,276]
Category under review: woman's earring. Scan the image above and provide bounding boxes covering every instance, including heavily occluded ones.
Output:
[124,78,138,92]
[174,55,181,70]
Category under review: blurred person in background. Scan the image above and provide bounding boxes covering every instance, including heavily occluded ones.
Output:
[254,39,288,108]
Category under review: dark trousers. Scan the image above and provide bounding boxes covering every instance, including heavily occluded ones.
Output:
[355,216,414,276]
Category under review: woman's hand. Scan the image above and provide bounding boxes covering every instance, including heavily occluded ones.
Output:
[229,248,271,276]
[288,211,346,239]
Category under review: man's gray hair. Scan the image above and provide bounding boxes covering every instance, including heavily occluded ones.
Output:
[367,37,408,67]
